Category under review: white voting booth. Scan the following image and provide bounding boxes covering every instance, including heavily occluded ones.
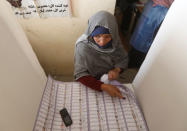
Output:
[0,0,187,131]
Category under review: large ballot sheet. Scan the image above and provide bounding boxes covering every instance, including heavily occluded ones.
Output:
[33,76,148,131]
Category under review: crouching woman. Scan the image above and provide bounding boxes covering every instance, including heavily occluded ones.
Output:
[74,11,128,98]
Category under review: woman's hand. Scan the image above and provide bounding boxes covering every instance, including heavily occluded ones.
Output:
[108,67,121,80]
[101,84,123,98]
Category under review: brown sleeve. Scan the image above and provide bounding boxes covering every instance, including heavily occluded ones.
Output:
[77,75,103,91]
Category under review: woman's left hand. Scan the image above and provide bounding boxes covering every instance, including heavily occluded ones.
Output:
[108,67,121,80]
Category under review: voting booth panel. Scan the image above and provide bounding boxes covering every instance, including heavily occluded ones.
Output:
[0,1,47,131]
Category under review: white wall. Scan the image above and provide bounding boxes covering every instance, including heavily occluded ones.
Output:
[133,1,187,131]
[18,0,116,77]
[0,1,47,130]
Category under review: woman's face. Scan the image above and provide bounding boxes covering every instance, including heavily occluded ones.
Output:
[93,34,112,47]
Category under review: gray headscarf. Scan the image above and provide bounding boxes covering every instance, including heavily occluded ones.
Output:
[74,11,128,80]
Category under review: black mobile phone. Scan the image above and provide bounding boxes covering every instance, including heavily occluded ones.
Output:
[59,108,73,127]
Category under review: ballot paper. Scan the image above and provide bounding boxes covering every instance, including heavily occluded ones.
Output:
[33,76,149,131]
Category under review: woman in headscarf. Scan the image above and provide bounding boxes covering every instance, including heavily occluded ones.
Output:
[74,11,128,98]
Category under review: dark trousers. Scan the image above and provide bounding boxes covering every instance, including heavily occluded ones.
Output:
[128,47,146,68]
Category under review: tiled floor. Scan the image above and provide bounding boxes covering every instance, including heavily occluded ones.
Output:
[118,68,139,83]
[54,75,74,82]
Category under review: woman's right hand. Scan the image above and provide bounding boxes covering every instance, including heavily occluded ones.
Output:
[101,84,123,98]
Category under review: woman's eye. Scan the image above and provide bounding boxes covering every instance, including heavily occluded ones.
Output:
[95,35,101,38]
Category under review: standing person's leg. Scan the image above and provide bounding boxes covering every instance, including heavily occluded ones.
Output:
[128,0,168,68]
[128,47,146,68]
[128,0,153,68]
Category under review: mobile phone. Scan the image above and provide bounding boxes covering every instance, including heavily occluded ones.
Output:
[59,108,73,127]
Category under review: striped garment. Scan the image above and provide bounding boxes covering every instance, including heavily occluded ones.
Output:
[33,76,149,131]
[152,0,174,8]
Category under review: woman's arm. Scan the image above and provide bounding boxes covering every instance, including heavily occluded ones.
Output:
[77,75,103,91]
[77,75,123,98]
